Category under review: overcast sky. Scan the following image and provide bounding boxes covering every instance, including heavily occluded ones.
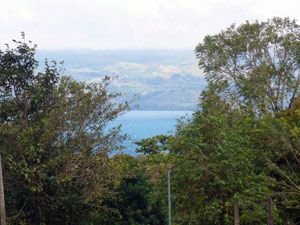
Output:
[0,0,299,50]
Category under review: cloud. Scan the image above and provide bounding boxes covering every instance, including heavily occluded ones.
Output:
[69,68,99,73]
[1,0,300,50]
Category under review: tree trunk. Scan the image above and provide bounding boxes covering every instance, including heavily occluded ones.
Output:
[234,201,240,225]
[0,152,6,225]
[168,167,171,225]
[268,197,273,225]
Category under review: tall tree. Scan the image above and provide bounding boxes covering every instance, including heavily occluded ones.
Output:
[167,96,274,224]
[0,35,130,224]
[161,17,300,224]
[0,33,46,225]
[195,17,300,115]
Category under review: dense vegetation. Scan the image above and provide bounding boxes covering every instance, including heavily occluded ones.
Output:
[1,17,300,224]
[0,34,166,224]
[137,17,300,224]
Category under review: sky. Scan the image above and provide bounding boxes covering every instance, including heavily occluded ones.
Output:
[0,0,300,50]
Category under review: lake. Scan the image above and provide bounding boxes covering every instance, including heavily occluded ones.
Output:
[109,111,193,155]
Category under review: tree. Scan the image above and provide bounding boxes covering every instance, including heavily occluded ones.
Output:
[128,17,300,224]
[91,154,167,225]
[0,35,129,224]
[135,135,171,155]
[254,106,300,223]
[159,17,300,224]
[167,93,276,224]
[0,34,50,225]
[195,17,300,115]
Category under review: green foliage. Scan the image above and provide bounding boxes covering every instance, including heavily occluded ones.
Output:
[0,33,59,124]
[196,17,300,115]
[134,18,300,224]
[91,154,167,225]
[168,110,276,224]
[3,17,300,224]
[0,35,129,224]
[135,135,171,155]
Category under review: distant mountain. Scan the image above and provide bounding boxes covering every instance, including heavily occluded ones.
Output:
[36,49,206,110]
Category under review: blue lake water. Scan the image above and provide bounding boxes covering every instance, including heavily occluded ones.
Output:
[108,111,193,155]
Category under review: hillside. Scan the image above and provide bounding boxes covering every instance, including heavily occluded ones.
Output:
[36,49,205,110]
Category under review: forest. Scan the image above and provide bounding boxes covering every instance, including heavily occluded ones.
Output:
[1,17,300,224]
